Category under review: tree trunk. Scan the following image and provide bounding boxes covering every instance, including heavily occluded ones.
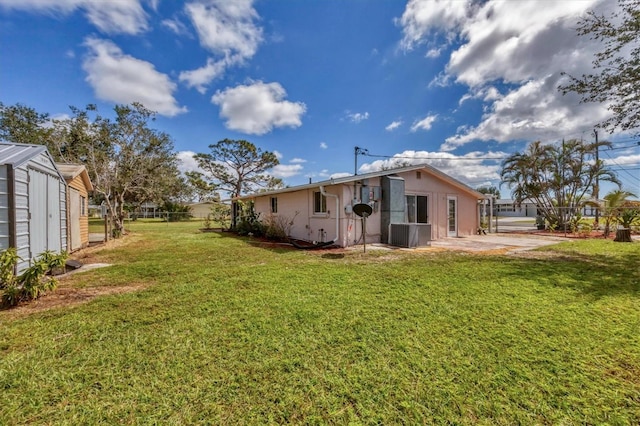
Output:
[614,228,632,243]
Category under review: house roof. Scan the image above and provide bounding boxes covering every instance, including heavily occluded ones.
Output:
[236,163,485,200]
[0,142,48,167]
[56,163,94,191]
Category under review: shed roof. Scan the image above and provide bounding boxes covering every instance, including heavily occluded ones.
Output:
[56,163,94,191]
[236,163,485,200]
[0,142,48,167]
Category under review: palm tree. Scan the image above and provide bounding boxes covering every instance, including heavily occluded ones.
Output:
[501,139,620,230]
[601,189,637,237]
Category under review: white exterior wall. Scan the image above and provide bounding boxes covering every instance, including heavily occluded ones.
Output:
[2,156,67,274]
[0,166,9,250]
[401,170,479,239]
[246,169,481,247]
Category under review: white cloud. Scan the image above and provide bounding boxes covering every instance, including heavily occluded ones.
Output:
[211,81,306,135]
[161,18,190,36]
[426,47,441,58]
[604,154,640,167]
[330,172,353,179]
[398,0,472,51]
[320,142,328,149]
[358,150,505,186]
[290,158,307,164]
[186,0,262,57]
[273,150,283,160]
[0,0,149,34]
[180,0,262,92]
[179,57,234,94]
[346,111,369,123]
[399,0,614,148]
[177,151,201,173]
[82,37,187,117]
[459,86,502,106]
[385,120,403,131]
[272,164,303,178]
[410,114,437,132]
[442,75,610,151]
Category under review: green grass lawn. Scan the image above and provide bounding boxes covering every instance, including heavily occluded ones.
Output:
[1,221,639,424]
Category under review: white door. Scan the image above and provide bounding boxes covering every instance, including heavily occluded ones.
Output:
[447,196,457,237]
[28,169,48,257]
[47,173,61,251]
[28,169,63,259]
[69,188,81,251]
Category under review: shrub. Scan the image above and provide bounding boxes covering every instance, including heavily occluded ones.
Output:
[0,248,68,307]
[263,212,299,241]
[236,201,263,236]
[209,203,232,230]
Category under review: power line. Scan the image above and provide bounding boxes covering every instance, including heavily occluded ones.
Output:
[603,151,640,182]
[607,142,640,151]
[363,153,506,161]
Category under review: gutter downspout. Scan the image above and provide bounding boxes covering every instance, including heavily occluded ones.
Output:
[319,185,340,243]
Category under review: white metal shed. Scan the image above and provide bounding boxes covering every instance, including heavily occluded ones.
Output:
[0,142,67,274]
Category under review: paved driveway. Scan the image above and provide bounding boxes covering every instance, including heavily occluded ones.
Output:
[427,233,566,253]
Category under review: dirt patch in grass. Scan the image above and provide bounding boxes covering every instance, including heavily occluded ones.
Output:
[2,283,147,320]
[70,232,143,264]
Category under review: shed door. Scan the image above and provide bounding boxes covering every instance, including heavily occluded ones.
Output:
[28,169,62,258]
[47,173,62,251]
[69,188,81,251]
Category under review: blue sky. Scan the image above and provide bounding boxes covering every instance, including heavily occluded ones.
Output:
[1,0,638,197]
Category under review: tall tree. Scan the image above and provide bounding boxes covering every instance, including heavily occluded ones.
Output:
[476,185,501,199]
[559,0,640,133]
[185,171,219,202]
[0,102,186,235]
[0,102,52,145]
[90,103,184,233]
[194,139,283,197]
[501,139,620,228]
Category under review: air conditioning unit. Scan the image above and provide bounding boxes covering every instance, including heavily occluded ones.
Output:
[389,223,431,248]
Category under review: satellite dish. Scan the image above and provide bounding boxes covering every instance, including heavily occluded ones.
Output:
[353,203,373,218]
[352,203,373,253]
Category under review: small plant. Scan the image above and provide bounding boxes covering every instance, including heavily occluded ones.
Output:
[579,222,593,238]
[236,201,263,236]
[619,208,640,229]
[569,213,583,234]
[0,248,68,307]
[209,203,232,230]
[202,214,212,230]
[263,211,300,241]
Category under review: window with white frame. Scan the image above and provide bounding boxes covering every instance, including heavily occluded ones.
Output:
[270,197,278,213]
[314,191,327,214]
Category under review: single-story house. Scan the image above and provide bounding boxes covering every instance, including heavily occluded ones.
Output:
[493,199,538,217]
[188,201,217,218]
[235,164,486,248]
[0,142,67,273]
[494,198,601,218]
[56,164,93,252]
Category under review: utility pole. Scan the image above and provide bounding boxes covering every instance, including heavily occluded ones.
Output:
[354,146,368,176]
[594,129,600,225]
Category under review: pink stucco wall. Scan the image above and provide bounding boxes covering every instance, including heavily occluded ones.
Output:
[247,168,481,247]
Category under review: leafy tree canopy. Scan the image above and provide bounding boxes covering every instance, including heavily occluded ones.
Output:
[0,101,187,235]
[559,0,640,134]
[0,102,52,145]
[194,139,283,198]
